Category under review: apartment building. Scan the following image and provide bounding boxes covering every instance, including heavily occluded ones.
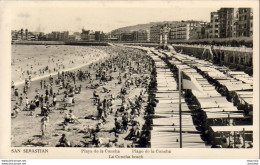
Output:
[209,12,219,38]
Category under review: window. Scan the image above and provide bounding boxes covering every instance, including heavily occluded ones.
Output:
[229,56,234,63]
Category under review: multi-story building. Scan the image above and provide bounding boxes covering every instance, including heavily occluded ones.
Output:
[94,31,106,41]
[250,9,253,37]
[89,31,95,41]
[51,31,61,40]
[109,31,121,41]
[177,23,189,40]
[218,8,233,38]
[150,25,161,42]
[169,21,204,40]
[226,8,235,38]
[59,31,69,41]
[212,7,253,38]
[120,32,133,41]
[11,30,18,41]
[81,29,90,40]
[200,23,211,39]
[11,29,37,41]
[68,35,76,41]
[216,7,253,38]
[231,8,239,37]
[204,25,211,39]
[139,30,150,42]
[132,30,150,42]
[237,8,252,37]
[132,31,138,41]
[46,33,54,40]
[209,12,219,38]
[27,32,37,40]
[73,32,81,40]
[80,29,95,41]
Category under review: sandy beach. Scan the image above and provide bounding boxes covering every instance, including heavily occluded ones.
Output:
[11,45,152,147]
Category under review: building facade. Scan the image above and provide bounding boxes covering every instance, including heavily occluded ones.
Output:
[11,29,38,41]
[120,32,134,41]
[218,8,233,38]
[150,25,161,42]
[209,12,219,38]
[236,8,252,37]
[215,7,253,38]
[169,21,204,40]
[59,31,69,41]
[132,30,150,42]
[250,9,253,37]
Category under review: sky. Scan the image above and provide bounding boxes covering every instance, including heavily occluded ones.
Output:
[5,2,223,33]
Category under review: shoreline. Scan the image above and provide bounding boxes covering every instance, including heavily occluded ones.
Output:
[13,53,109,87]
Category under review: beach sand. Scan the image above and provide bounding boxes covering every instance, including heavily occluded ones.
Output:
[11,45,150,147]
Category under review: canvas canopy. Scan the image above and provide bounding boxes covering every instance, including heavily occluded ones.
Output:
[211,125,253,132]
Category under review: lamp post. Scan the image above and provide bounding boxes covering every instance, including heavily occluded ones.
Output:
[178,68,182,148]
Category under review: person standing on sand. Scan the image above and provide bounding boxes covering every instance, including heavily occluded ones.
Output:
[50,86,53,96]
[43,80,46,89]
[41,115,49,137]
[19,94,23,106]
[23,86,27,96]
[102,99,107,118]
[40,80,43,89]
[53,94,57,110]
[35,95,40,108]
[97,103,103,120]
[45,94,49,104]
[45,88,49,96]
[39,94,44,106]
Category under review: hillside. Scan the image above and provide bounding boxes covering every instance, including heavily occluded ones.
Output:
[111,21,179,33]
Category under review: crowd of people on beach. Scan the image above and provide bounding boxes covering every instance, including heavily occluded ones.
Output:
[11,45,158,148]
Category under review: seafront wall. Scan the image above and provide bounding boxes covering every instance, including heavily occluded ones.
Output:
[123,43,160,47]
[13,41,65,45]
[172,44,253,75]
[12,40,110,46]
